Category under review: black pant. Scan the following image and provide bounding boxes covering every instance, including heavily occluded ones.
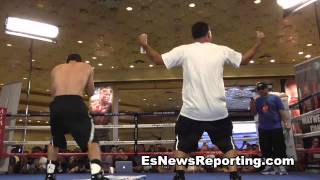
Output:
[258,128,287,159]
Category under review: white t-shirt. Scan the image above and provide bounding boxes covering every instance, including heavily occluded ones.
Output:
[162,42,242,121]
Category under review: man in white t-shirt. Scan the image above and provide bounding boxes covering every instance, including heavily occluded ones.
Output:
[138,22,265,180]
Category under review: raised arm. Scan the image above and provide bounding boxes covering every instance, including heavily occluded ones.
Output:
[86,66,95,97]
[241,31,265,65]
[138,33,164,65]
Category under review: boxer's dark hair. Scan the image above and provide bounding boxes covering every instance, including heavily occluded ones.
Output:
[192,21,210,39]
[66,54,82,63]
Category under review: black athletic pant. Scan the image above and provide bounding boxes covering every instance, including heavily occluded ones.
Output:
[258,128,287,159]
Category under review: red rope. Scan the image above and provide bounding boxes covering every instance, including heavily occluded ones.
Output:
[0,150,261,157]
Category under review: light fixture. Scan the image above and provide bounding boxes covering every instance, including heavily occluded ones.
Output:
[92,56,97,60]
[189,3,196,7]
[126,7,133,11]
[46,121,49,124]
[98,63,103,66]
[143,98,147,101]
[277,0,316,9]
[77,40,83,44]
[85,60,90,63]
[129,65,135,68]
[168,97,173,101]
[249,60,255,64]
[149,64,154,68]
[6,43,12,47]
[306,43,313,46]
[28,120,31,123]
[45,89,50,92]
[298,51,304,55]
[292,59,296,62]
[23,77,28,80]
[18,119,23,122]
[32,59,36,62]
[305,54,311,58]
[254,0,261,4]
[270,59,276,63]
[0,83,4,86]
[111,66,115,69]
[5,17,59,43]
[37,120,40,123]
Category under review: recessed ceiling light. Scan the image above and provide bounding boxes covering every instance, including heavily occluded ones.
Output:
[270,59,276,63]
[189,3,196,7]
[168,97,173,101]
[305,54,311,58]
[98,63,103,66]
[129,65,135,68]
[46,121,49,124]
[23,77,28,80]
[28,120,31,122]
[84,94,88,97]
[85,60,90,63]
[306,43,313,47]
[249,60,255,64]
[292,59,296,62]
[126,6,133,11]
[111,66,115,69]
[149,64,154,68]
[32,59,36,62]
[45,89,50,92]
[254,0,261,4]
[6,43,12,47]
[0,83,4,86]
[19,119,23,122]
[143,98,147,101]
[37,120,40,123]
[77,40,83,44]
[298,51,304,55]
[92,56,97,60]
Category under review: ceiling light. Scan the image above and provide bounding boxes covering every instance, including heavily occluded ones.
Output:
[126,7,133,11]
[129,65,135,68]
[306,43,313,46]
[84,94,88,97]
[45,89,50,92]
[249,60,255,64]
[46,121,49,124]
[270,59,276,63]
[111,66,115,69]
[298,51,304,55]
[32,59,36,62]
[149,64,154,68]
[254,0,261,4]
[85,60,90,63]
[189,3,196,7]
[28,120,31,123]
[23,77,28,80]
[98,63,103,66]
[5,17,59,43]
[277,0,317,10]
[143,98,147,101]
[6,43,12,47]
[92,56,97,60]
[0,83,4,86]
[168,97,173,101]
[18,119,23,122]
[305,54,311,58]
[37,120,40,123]
[292,59,296,62]
[77,40,83,44]
[176,105,180,108]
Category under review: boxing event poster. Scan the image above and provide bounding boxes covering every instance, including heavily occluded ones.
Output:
[89,87,113,124]
[294,57,320,113]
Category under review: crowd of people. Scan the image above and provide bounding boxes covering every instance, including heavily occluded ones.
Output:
[7,142,264,175]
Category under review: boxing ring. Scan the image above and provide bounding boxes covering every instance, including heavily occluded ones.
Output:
[0,110,320,180]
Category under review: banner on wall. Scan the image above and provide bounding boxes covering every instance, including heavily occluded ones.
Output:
[294,57,320,113]
[292,108,320,134]
[0,108,6,154]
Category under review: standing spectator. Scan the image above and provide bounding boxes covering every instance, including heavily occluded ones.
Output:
[250,82,290,175]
